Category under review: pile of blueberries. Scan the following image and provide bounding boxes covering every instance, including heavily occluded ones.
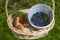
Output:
[31,12,50,27]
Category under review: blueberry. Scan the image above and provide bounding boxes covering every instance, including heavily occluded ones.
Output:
[31,12,50,27]
[36,13,40,16]
[33,14,37,18]
[36,23,40,26]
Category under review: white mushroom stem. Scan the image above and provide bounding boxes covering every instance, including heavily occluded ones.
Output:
[13,15,24,32]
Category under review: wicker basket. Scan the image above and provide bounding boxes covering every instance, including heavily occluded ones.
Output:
[5,0,55,39]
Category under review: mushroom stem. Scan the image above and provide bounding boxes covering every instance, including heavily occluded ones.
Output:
[13,15,24,32]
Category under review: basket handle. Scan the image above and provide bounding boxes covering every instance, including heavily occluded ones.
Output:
[5,0,9,18]
[52,0,55,12]
[5,0,55,18]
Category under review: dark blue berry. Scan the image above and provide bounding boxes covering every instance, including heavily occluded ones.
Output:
[31,12,50,27]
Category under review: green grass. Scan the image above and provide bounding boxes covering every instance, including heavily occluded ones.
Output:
[0,0,60,40]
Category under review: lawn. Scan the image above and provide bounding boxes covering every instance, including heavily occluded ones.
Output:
[0,0,60,40]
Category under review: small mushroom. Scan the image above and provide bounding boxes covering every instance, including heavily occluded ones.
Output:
[13,14,24,32]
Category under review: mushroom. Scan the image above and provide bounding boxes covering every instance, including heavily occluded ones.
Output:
[13,14,24,32]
